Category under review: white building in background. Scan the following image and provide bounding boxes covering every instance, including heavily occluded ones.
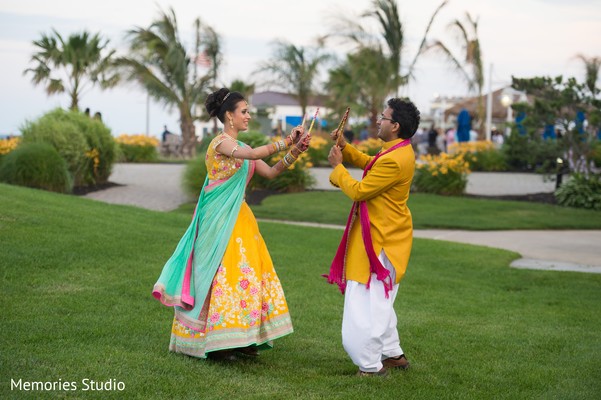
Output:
[250,91,330,136]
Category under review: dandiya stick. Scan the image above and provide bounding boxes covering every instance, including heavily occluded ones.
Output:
[307,107,319,135]
[301,113,307,129]
[336,107,351,146]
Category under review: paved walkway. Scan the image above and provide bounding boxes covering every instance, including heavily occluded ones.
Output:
[84,163,190,211]
[84,163,601,274]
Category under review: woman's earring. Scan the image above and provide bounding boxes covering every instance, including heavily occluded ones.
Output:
[229,118,234,129]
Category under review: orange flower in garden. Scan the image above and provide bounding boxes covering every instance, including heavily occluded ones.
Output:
[0,137,20,155]
[116,134,159,147]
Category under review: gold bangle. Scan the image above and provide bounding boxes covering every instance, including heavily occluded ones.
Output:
[284,151,297,166]
[230,145,239,158]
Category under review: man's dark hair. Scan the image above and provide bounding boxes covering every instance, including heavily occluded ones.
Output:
[388,98,420,139]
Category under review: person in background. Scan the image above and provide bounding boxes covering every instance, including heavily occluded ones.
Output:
[427,124,440,155]
[445,127,456,152]
[343,127,355,143]
[325,97,420,377]
[153,87,311,361]
[359,125,369,141]
[161,125,172,143]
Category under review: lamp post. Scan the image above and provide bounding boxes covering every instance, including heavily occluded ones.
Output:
[500,93,513,137]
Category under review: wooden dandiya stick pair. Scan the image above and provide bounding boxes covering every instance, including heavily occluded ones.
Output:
[335,107,351,147]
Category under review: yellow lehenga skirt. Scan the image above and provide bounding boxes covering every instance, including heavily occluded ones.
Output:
[169,202,293,358]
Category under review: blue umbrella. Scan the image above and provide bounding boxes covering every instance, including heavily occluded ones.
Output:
[456,108,471,142]
[575,111,585,134]
[515,112,526,135]
[543,124,556,139]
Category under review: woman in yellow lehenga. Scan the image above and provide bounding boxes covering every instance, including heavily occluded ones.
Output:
[153,88,310,360]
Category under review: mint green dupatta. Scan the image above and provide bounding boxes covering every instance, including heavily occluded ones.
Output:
[153,157,250,331]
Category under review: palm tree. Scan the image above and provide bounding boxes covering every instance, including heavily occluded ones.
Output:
[327,0,448,95]
[118,8,219,157]
[24,30,119,110]
[574,54,601,97]
[257,41,331,118]
[326,47,395,137]
[199,23,224,134]
[426,12,484,131]
[229,79,255,99]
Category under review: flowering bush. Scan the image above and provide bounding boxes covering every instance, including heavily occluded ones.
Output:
[354,138,384,156]
[305,134,330,167]
[0,136,20,156]
[20,108,116,186]
[413,152,471,195]
[448,141,507,172]
[116,134,159,162]
[265,138,315,192]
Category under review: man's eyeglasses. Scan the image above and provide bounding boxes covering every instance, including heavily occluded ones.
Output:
[378,114,396,123]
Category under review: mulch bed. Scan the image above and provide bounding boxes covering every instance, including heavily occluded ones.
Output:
[71,182,124,196]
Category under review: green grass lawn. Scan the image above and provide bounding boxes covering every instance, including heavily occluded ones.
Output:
[175,191,601,230]
[251,191,601,229]
[1,183,601,399]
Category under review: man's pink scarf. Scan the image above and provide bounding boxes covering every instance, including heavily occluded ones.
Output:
[324,139,411,298]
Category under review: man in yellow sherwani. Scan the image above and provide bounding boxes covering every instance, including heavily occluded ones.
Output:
[326,98,420,377]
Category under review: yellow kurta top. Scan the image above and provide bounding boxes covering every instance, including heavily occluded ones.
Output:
[329,138,415,285]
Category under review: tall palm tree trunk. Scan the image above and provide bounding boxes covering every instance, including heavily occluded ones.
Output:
[180,115,196,158]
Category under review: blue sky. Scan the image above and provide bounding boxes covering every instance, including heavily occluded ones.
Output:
[1,0,600,137]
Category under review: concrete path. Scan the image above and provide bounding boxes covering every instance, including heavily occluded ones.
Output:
[310,168,557,195]
[85,163,601,274]
[84,163,190,211]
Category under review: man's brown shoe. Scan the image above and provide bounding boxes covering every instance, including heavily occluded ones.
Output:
[357,367,388,377]
[382,354,410,370]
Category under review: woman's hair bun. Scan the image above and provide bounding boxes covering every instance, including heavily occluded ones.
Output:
[205,88,230,117]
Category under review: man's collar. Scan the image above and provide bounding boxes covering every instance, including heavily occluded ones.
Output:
[381,137,405,150]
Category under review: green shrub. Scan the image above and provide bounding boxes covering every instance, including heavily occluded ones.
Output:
[555,173,601,210]
[468,148,507,171]
[0,143,72,193]
[238,131,315,192]
[118,144,158,162]
[238,131,271,148]
[503,132,562,173]
[115,135,159,163]
[591,140,601,168]
[305,135,330,167]
[20,108,116,186]
[413,153,470,195]
[196,133,216,154]
[75,117,117,184]
[21,109,87,183]
[260,159,316,192]
[448,142,507,172]
[182,153,208,198]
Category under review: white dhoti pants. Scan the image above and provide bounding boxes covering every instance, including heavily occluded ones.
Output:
[342,251,404,372]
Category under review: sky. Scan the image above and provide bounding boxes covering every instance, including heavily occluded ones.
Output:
[1,0,600,138]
